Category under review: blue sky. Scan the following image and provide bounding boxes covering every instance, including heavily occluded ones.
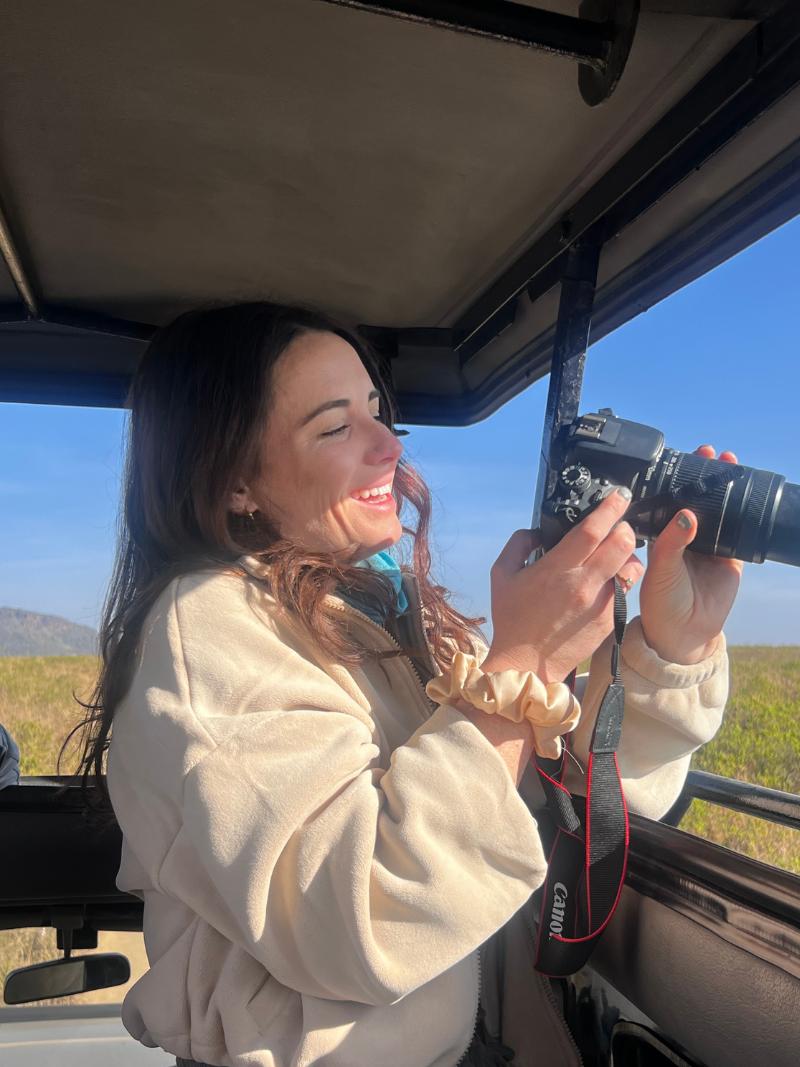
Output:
[1,215,799,645]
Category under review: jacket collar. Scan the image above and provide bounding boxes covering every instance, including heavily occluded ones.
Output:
[236,553,413,600]
[235,554,435,677]
[236,552,420,607]
[234,554,428,635]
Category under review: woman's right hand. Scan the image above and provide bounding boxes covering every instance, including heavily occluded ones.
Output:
[483,489,643,684]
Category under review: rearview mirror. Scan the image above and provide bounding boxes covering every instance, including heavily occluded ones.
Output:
[3,952,130,1004]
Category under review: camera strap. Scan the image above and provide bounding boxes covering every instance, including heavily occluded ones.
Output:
[531,579,629,976]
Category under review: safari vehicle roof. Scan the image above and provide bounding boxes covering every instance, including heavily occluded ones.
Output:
[1,0,798,424]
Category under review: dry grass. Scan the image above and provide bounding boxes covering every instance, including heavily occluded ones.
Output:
[0,654,99,777]
[681,646,800,869]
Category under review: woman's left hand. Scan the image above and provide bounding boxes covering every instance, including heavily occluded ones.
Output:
[638,444,743,664]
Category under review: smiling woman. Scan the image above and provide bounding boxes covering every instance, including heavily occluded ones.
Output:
[62,300,506,1065]
[61,300,734,1067]
[66,301,488,799]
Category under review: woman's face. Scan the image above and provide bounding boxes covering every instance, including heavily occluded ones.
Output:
[231,330,404,562]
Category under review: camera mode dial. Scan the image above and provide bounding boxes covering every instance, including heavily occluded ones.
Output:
[560,464,591,491]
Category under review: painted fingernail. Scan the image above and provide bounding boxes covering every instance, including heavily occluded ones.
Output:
[615,486,632,501]
[677,512,692,530]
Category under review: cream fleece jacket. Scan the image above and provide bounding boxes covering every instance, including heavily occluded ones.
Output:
[106,555,729,1067]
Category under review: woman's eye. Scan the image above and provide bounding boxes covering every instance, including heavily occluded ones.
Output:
[320,414,382,438]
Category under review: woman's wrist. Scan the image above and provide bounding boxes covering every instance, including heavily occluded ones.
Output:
[451,697,534,787]
[640,624,722,665]
[427,650,581,770]
[481,650,554,685]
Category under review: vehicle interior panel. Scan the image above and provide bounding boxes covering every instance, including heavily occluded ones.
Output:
[585,886,800,1067]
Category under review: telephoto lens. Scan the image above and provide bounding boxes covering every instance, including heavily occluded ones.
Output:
[627,451,799,567]
[541,412,799,567]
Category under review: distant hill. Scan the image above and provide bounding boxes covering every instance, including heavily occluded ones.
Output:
[0,607,98,656]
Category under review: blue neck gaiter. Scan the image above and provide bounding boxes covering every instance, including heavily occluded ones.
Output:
[339,549,409,626]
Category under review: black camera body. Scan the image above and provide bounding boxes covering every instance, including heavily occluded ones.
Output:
[541,409,799,567]
[541,410,663,535]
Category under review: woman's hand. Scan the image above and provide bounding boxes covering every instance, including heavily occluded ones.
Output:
[639,444,743,664]
[484,489,644,684]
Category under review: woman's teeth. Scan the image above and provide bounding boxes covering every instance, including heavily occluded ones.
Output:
[351,483,392,500]
[350,482,395,508]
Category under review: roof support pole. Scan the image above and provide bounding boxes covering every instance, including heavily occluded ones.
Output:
[0,200,40,320]
[530,230,603,533]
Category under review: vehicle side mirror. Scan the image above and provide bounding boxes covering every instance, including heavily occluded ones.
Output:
[3,952,130,1004]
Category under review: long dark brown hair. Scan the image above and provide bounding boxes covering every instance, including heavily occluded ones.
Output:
[61,302,486,821]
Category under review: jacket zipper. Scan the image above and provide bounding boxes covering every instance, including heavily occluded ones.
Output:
[455,948,482,1066]
[327,590,436,717]
[329,592,484,1062]
[537,973,584,1065]
[523,913,584,1066]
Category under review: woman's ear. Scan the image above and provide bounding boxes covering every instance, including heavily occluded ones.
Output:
[229,484,258,515]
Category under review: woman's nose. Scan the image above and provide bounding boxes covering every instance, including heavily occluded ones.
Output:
[368,420,403,464]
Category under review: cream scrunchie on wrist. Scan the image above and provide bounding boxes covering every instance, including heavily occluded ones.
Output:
[426,651,581,760]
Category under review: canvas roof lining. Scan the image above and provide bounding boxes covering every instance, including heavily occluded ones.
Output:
[428,17,748,326]
[0,2,796,419]
[0,3,746,325]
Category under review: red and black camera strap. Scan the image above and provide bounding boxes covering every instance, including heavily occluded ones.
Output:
[531,579,630,976]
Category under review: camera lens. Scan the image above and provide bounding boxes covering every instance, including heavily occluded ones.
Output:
[629,449,800,567]
[768,481,800,566]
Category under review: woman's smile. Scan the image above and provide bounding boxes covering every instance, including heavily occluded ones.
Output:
[349,475,396,509]
[350,493,396,510]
